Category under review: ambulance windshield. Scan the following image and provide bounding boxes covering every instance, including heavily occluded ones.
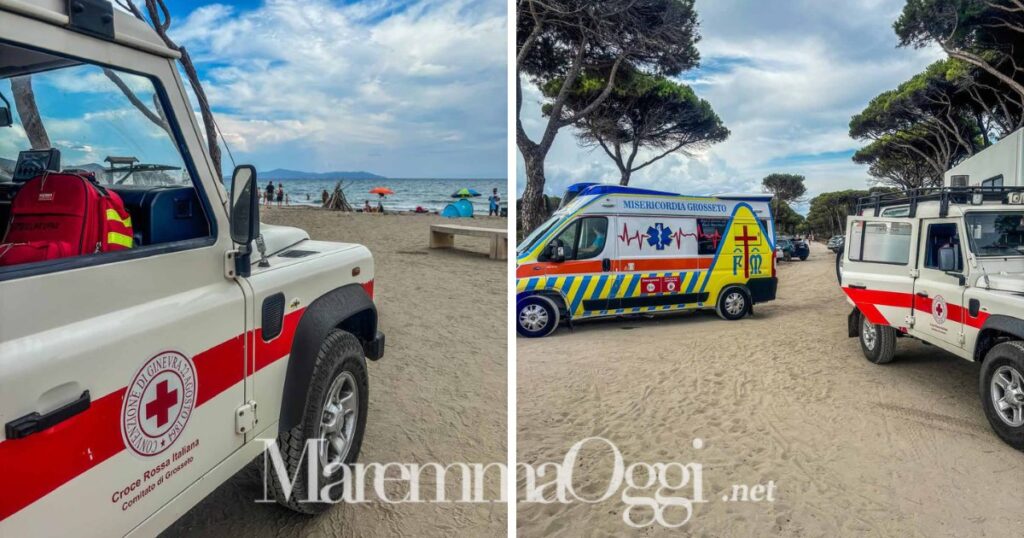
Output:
[0,42,191,186]
[966,212,1024,256]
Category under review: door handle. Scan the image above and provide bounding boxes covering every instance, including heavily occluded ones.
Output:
[916,291,929,298]
[848,284,867,290]
[5,390,90,440]
[602,258,611,272]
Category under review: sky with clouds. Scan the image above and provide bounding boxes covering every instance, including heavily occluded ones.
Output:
[168,0,508,178]
[516,0,946,212]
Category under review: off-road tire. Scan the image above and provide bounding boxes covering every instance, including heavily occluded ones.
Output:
[517,295,560,337]
[859,317,896,364]
[980,341,1024,450]
[267,330,369,513]
[716,287,750,321]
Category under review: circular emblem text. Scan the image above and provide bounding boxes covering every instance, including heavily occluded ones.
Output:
[121,351,197,457]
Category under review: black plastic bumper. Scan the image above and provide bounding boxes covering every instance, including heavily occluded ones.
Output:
[748,277,778,303]
[364,330,385,360]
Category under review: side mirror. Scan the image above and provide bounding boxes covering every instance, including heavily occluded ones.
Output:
[544,240,566,263]
[230,164,259,248]
[937,246,958,272]
[0,92,12,128]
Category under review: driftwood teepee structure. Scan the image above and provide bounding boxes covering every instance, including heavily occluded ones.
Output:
[323,181,354,211]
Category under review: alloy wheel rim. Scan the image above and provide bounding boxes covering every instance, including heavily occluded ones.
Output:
[724,292,745,316]
[862,319,877,351]
[318,371,358,476]
[991,365,1024,427]
[520,304,549,332]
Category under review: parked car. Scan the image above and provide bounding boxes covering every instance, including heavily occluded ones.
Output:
[776,238,793,261]
[790,237,810,260]
[828,235,845,253]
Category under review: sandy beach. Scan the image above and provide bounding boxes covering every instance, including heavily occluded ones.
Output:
[163,208,508,537]
[517,242,1024,536]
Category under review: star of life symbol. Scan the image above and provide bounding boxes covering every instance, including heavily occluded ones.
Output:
[646,223,673,251]
[121,351,197,457]
[932,295,947,325]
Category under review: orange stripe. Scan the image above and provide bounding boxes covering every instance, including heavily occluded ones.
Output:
[612,257,712,272]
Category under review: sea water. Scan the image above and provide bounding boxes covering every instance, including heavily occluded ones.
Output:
[259,177,507,215]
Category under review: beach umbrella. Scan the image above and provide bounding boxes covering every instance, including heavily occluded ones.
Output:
[451,188,481,198]
[369,187,394,196]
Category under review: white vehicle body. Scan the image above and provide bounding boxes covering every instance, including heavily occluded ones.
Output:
[944,128,1024,188]
[0,2,383,535]
[840,188,1024,448]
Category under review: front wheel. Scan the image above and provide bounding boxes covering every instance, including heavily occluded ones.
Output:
[716,287,749,321]
[980,342,1024,450]
[859,317,896,364]
[517,295,560,337]
[799,254,808,261]
[267,330,369,513]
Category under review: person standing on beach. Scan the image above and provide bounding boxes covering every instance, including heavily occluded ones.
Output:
[276,185,284,207]
[488,188,500,216]
[265,181,275,207]
[322,189,329,205]
[364,200,372,213]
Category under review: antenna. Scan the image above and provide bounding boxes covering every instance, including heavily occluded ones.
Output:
[214,119,237,170]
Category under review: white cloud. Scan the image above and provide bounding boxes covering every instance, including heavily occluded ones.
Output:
[516,0,945,211]
[175,0,507,177]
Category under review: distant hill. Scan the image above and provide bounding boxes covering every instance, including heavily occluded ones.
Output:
[258,168,385,181]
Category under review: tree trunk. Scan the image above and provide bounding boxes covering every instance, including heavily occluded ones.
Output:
[10,77,50,149]
[519,145,548,234]
[619,169,632,186]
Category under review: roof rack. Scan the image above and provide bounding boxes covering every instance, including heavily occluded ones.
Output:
[856,186,1024,218]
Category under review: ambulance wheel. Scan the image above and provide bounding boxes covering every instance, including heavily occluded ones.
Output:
[517,295,560,337]
[859,318,896,364]
[980,342,1024,450]
[267,329,369,513]
[799,254,808,261]
[716,287,750,321]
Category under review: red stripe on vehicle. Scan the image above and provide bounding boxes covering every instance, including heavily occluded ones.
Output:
[0,309,304,522]
[843,287,990,329]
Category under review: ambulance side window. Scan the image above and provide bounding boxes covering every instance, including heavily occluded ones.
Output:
[696,219,727,255]
[576,217,608,260]
[923,223,963,272]
[544,221,579,260]
[541,217,608,261]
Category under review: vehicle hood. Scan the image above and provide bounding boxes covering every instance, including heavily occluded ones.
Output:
[258,223,310,256]
[981,272,1024,294]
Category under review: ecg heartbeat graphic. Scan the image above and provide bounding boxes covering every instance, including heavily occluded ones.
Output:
[671,229,698,249]
[617,223,649,249]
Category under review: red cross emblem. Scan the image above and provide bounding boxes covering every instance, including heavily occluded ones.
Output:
[145,379,179,428]
[734,225,759,279]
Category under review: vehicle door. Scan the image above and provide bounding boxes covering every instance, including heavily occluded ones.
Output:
[841,217,918,332]
[910,219,968,348]
[0,46,245,536]
[535,216,612,318]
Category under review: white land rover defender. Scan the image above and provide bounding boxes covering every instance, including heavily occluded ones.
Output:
[840,187,1024,450]
[0,2,384,535]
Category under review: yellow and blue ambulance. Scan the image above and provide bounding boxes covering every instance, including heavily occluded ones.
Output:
[516,184,778,337]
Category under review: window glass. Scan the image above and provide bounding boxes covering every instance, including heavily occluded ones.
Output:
[981,176,1004,189]
[924,222,963,271]
[518,215,559,255]
[849,220,912,264]
[965,212,1024,256]
[545,220,579,260]
[576,217,608,260]
[696,218,727,255]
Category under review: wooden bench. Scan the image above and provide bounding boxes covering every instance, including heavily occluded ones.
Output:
[429,224,508,260]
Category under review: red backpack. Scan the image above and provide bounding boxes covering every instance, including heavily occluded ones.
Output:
[0,172,133,267]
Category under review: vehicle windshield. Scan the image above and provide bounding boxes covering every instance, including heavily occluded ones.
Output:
[965,212,1024,256]
[0,42,191,185]
[517,215,560,256]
